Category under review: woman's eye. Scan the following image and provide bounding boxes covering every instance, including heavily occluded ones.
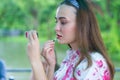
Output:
[61,21,66,25]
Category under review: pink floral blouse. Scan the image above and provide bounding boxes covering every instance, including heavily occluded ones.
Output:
[54,49,110,80]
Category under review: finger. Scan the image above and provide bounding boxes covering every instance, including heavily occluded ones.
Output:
[44,41,55,47]
[46,48,54,55]
[42,41,55,56]
[28,31,31,41]
[43,44,55,56]
[42,44,54,57]
[44,44,55,52]
[28,30,34,42]
[46,40,55,44]
[44,43,54,48]
[42,46,50,57]
[32,30,38,40]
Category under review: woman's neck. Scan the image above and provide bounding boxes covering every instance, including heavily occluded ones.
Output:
[69,43,79,51]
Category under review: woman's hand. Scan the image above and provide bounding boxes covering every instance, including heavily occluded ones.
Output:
[41,40,56,67]
[26,30,40,64]
[41,40,56,80]
[26,31,56,80]
[26,30,48,80]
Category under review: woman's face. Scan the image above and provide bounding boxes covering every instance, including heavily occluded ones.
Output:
[55,4,77,45]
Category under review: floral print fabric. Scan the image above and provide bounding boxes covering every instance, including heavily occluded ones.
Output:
[54,49,110,80]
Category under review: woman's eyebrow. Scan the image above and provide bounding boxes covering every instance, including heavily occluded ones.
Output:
[55,17,66,20]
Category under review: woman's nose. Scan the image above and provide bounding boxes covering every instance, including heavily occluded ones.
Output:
[55,24,61,31]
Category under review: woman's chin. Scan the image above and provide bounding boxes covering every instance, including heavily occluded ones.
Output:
[57,40,67,44]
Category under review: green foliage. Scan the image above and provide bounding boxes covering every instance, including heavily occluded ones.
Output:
[0,0,120,60]
[0,0,25,30]
[95,0,120,60]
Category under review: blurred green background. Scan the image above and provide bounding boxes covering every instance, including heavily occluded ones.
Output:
[0,0,120,80]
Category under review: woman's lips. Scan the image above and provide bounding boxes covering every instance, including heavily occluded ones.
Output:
[56,34,62,39]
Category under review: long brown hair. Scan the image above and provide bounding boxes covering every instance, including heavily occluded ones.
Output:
[60,0,115,79]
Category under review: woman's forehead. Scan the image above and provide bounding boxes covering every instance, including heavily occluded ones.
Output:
[56,4,77,20]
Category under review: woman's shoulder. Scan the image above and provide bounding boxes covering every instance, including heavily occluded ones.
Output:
[90,52,105,61]
[76,52,106,68]
[90,52,109,70]
[77,52,108,69]
[74,52,110,79]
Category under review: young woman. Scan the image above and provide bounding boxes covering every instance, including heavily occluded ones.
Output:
[26,0,115,80]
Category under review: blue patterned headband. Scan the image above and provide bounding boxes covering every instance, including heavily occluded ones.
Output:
[66,0,80,8]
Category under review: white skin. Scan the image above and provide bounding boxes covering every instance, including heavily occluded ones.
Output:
[26,4,79,80]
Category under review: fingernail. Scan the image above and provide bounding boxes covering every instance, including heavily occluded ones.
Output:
[25,31,28,38]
